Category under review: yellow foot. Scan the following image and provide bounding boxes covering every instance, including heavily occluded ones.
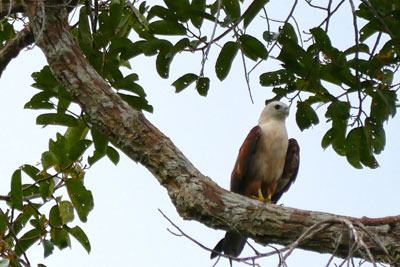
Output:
[252,188,272,203]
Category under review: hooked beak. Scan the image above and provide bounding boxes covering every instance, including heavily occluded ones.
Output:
[283,107,289,117]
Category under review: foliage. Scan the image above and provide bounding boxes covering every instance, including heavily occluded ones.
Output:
[0,0,400,265]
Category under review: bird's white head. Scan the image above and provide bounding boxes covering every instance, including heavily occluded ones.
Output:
[258,101,289,124]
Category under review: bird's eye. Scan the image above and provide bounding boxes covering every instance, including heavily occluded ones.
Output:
[274,104,280,110]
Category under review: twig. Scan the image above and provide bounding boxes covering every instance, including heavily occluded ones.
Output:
[248,0,298,76]
[234,28,254,103]
[326,224,345,266]
[199,0,221,78]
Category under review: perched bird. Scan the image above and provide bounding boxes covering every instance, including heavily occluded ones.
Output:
[210,101,300,265]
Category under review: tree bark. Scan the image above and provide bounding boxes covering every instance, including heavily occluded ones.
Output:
[24,1,400,266]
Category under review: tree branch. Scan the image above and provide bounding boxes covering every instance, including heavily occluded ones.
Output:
[0,26,34,77]
[24,2,400,266]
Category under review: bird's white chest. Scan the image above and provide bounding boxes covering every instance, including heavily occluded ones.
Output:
[252,121,288,184]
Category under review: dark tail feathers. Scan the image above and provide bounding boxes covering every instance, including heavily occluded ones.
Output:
[210,231,247,265]
[210,238,225,259]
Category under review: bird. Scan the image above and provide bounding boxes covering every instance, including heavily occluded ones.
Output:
[210,101,300,265]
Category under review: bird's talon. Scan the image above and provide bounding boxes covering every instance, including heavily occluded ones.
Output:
[252,188,267,202]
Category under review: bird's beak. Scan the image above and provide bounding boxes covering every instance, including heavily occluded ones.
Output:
[283,107,289,117]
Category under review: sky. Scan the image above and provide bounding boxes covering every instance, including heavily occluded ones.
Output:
[0,1,399,267]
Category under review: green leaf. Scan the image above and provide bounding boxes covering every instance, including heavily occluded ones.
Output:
[260,69,296,87]
[21,164,41,181]
[118,93,153,112]
[137,39,171,56]
[51,228,71,250]
[91,127,108,155]
[223,0,240,21]
[13,205,36,235]
[321,119,347,156]
[243,0,269,28]
[37,113,78,127]
[11,169,23,210]
[39,177,55,200]
[16,229,41,256]
[381,69,394,84]
[79,7,92,45]
[163,0,191,22]
[69,139,92,162]
[0,210,7,236]
[149,20,186,35]
[66,225,91,253]
[359,127,379,168]
[196,77,209,96]
[59,201,74,224]
[113,74,145,97]
[31,66,59,91]
[263,31,278,43]
[280,23,298,43]
[109,3,124,33]
[172,73,198,92]
[345,127,363,169]
[49,205,62,227]
[106,146,120,165]
[41,151,58,170]
[310,27,332,52]
[64,120,89,144]
[365,117,385,154]
[43,240,55,258]
[326,101,350,120]
[343,43,370,55]
[57,98,72,115]
[88,150,106,166]
[240,34,268,61]
[65,179,94,222]
[22,184,39,198]
[215,42,239,81]
[156,47,173,78]
[49,134,71,169]
[296,102,319,131]
[24,91,54,110]
[191,0,206,28]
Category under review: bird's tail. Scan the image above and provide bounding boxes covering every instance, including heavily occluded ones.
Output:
[210,238,225,259]
[210,231,247,265]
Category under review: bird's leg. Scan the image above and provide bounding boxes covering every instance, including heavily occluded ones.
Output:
[252,188,268,202]
[266,182,279,203]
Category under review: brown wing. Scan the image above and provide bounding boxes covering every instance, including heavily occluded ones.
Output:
[230,126,261,195]
[271,138,300,204]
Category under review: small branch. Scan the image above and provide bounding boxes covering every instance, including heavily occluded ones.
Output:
[316,0,346,29]
[158,209,220,256]
[234,28,254,104]
[0,26,34,77]
[199,0,221,78]
[248,0,298,76]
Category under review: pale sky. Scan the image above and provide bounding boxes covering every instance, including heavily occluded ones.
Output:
[0,1,399,267]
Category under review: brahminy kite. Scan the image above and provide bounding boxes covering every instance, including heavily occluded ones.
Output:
[210,101,300,264]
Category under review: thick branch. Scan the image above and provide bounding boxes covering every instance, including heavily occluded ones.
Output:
[0,26,34,77]
[25,2,400,266]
